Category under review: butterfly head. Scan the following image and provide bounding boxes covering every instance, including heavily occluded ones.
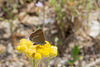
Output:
[29,37,32,41]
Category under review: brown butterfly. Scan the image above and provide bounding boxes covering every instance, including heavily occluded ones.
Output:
[29,29,45,45]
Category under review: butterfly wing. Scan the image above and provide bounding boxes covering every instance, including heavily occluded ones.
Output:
[29,29,45,44]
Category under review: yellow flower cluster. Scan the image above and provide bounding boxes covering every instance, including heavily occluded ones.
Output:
[16,39,58,60]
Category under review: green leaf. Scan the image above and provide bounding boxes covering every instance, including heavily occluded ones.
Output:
[50,0,56,6]
[55,37,59,42]
[55,37,59,46]
[72,45,79,58]
[59,40,62,46]
[67,60,74,65]
[74,56,81,61]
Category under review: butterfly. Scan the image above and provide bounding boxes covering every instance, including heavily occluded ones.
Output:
[29,29,45,45]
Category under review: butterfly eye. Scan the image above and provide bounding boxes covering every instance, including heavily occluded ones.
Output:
[29,37,32,40]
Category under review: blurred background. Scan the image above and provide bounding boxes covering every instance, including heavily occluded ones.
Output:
[0,0,100,67]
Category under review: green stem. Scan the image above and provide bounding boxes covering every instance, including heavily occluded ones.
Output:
[46,58,50,67]
[27,57,33,67]
[36,59,41,67]
[46,59,49,67]
[1,4,14,44]
[10,21,13,37]
[33,59,37,67]
[38,7,40,29]
[27,57,41,67]
[1,6,14,19]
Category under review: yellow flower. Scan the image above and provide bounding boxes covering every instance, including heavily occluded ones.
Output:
[48,48,53,54]
[44,42,51,48]
[37,48,43,54]
[25,49,33,57]
[17,39,58,67]
[19,39,26,46]
[20,45,27,53]
[19,42,26,46]
[36,44,42,49]
[30,46,36,53]
[16,46,21,52]
[42,43,51,49]
[26,41,33,48]
[45,41,50,45]
[43,50,49,57]
[35,53,42,60]
[31,53,35,59]
[51,46,58,57]
[17,39,58,60]
[20,39,26,42]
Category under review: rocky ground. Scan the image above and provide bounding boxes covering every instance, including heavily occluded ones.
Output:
[0,0,100,67]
